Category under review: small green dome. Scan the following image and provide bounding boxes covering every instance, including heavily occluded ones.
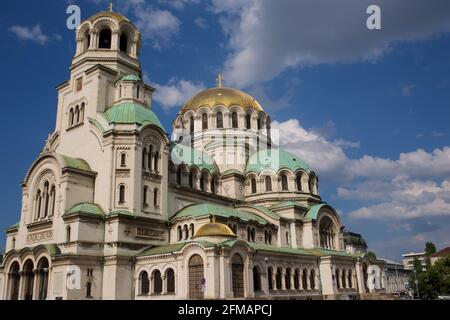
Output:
[104,103,166,132]
[245,149,311,175]
[120,74,141,82]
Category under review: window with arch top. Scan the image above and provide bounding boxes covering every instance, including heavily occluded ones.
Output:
[251,178,257,194]
[265,176,272,192]
[246,113,251,129]
[119,185,126,204]
[120,33,128,53]
[232,112,238,128]
[99,28,112,49]
[120,153,126,167]
[281,174,289,191]
[216,112,223,128]
[202,113,208,130]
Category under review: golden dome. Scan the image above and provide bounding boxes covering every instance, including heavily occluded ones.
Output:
[181,87,264,114]
[194,215,237,238]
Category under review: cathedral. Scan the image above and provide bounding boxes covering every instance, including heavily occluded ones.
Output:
[0,8,406,300]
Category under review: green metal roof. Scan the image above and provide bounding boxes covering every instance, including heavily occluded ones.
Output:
[221,240,360,258]
[64,202,104,217]
[103,103,166,132]
[238,205,279,220]
[120,74,141,82]
[61,155,92,172]
[270,201,308,210]
[170,143,218,173]
[170,203,270,225]
[305,203,328,220]
[245,149,311,175]
[137,240,215,257]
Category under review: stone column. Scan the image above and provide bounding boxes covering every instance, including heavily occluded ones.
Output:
[306,270,311,290]
[112,31,119,50]
[290,271,295,290]
[281,269,286,290]
[18,271,25,300]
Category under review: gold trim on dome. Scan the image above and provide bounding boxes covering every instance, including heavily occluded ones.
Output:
[181,87,264,114]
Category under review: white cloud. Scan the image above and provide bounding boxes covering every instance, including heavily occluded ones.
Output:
[210,0,450,87]
[153,79,205,110]
[194,17,208,29]
[272,118,450,221]
[401,84,416,96]
[9,24,49,45]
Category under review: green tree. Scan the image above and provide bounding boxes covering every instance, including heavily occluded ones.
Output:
[425,242,437,269]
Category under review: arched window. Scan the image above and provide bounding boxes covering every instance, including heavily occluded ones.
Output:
[177,226,182,241]
[154,151,159,172]
[341,270,346,289]
[296,174,302,191]
[310,269,316,290]
[140,271,149,295]
[83,30,91,51]
[302,269,308,290]
[120,33,128,53]
[153,188,159,207]
[69,109,74,127]
[142,147,147,169]
[268,267,273,290]
[137,85,140,100]
[202,113,208,130]
[232,112,238,128]
[216,112,223,128]
[281,174,288,191]
[251,228,255,242]
[211,177,216,194]
[285,269,292,289]
[148,145,153,171]
[37,258,49,300]
[143,186,148,207]
[8,261,20,300]
[75,106,80,124]
[35,190,42,220]
[80,103,85,122]
[119,185,126,204]
[66,225,71,243]
[253,267,261,292]
[246,113,251,129]
[188,171,194,188]
[348,270,352,288]
[86,282,93,298]
[99,28,112,49]
[247,227,251,241]
[153,270,162,294]
[200,174,206,192]
[23,260,34,300]
[166,269,175,293]
[50,185,56,216]
[43,181,50,218]
[319,216,335,249]
[335,269,340,289]
[251,178,257,194]
[294,269,300,290]
[190,223,195,238]
[257,116,262,130]
[189,116,194,134]
[286,231,290,245]
[183,225,189,240]
[265,176,272,192]
[231,254,244,298]
[309,174,315,194]
[276,268,282,290]
[120,153,126,167]
[12,237,16,250]
[176,167,182,185]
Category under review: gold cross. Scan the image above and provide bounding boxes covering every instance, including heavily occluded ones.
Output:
[216,73,223,88]
[108,2,113,12]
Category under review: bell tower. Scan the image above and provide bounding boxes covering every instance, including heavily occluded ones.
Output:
[71,7,142,78]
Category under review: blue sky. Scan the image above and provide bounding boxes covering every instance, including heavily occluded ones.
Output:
[1,0,450,261]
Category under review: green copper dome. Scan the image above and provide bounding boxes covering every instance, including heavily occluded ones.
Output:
[245,149,311,175]
[103,103,166,132]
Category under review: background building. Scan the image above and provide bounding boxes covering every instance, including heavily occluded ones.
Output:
[402,252,428,271]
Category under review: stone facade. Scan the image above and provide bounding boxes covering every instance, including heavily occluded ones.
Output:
[0,9,390,300]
